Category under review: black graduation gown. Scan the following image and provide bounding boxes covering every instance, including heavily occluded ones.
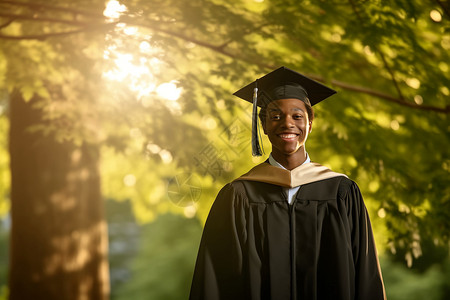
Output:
[190,172,385,300]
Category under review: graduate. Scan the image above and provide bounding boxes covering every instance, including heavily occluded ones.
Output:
[190,67,386,300]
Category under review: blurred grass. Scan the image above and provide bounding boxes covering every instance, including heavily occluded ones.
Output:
[107,200,202,300]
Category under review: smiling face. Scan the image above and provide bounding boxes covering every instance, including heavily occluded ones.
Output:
[262,98,312,162]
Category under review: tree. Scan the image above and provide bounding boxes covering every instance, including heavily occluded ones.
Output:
[1,1,112,298]
[0,0,449,298]
[8,92,109,299]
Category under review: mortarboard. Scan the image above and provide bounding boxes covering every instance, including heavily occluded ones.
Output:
[233,66,337,156]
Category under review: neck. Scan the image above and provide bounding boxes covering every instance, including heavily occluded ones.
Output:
[271,148,307,170]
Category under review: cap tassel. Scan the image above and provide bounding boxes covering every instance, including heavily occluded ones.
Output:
[251,81,263,157]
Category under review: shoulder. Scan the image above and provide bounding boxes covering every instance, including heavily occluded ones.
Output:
[310,170,359,194]
[217,179,281,205]
[333,177,366,214]
[219,181,247,197]
[315,175,361,198]
[211,181,249,209]
[335,177,361,199]
[297,175,361,201]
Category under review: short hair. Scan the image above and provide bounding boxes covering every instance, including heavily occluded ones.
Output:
[258,99,314,128]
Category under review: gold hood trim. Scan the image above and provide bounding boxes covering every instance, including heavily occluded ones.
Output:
[234,162,347,188]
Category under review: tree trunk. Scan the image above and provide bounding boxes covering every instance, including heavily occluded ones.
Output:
[8,91,109,300]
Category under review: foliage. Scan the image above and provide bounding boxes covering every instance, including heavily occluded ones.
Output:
[0,0,448,271]
[381,255,450,300]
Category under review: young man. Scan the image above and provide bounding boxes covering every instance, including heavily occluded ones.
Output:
[190,67,385,300]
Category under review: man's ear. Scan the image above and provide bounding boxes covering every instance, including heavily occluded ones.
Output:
[308,121,313,133]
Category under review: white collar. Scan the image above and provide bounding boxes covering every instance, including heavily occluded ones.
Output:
[268,153,311,170]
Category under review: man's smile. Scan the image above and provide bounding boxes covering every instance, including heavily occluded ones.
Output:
[278,133,299,140]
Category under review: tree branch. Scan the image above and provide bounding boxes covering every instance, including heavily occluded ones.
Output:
[0,0,101,18]
[348,0,405,100]
[128,20,449,113]
[0,12,92,26]
[376,49,405,99]
[123,18,241,59]
[0,18,14,29]
[0,30,88,40]
[0,7,447,113]
[0,23,116,40]
[329,79,450,113]
[216,22,272,50]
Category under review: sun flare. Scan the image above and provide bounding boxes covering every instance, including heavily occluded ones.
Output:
[102,0,182,102]
[103,0,127,20]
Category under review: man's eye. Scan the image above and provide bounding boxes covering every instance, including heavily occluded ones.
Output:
[271,115,281,120]
[294,115,303,119]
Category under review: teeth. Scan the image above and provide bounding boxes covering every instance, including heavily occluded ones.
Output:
[279,134,297,138]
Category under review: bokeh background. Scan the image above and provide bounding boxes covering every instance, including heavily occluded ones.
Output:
[0,0,449,299]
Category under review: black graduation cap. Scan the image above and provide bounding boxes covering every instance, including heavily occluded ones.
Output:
[233,66,337,156]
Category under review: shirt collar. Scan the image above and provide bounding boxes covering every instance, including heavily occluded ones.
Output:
[268,153,310,170]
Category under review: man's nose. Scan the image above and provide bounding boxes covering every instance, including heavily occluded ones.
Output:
[282,116,294,128]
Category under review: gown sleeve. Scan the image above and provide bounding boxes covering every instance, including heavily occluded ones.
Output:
[189,183,247,300]
[346,181,386,300]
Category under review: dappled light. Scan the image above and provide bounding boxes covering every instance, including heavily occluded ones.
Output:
[183,206,197,218]
[156,82,182,101]
[158,149,173,164]
[390,120,400,130]
[414,95,424,105]
[123,174,136,187]
[103,0,127,20]
[378,208,386,219]
[430,10,442,23]
[102,1,183,103]
[405,77,421,89]
[46,221,108,274]
[102,39,183,102]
